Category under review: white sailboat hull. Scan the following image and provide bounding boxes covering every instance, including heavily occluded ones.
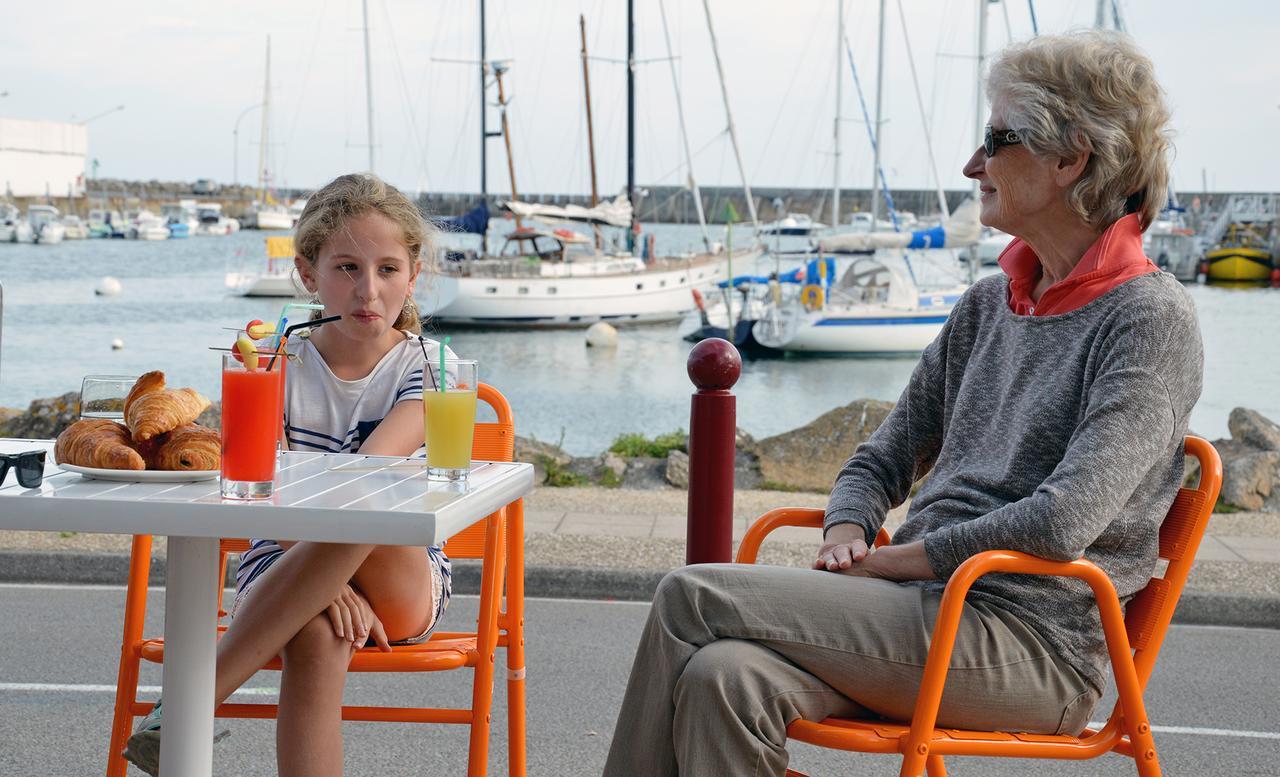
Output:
[426,252,752,327]
[225,270,303,297]
[253,210,293,230]
[752,303,954,353]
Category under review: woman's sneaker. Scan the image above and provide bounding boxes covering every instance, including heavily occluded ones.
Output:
[122,699,230,776]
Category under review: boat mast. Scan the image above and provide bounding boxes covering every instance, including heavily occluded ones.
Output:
[658,0,711,253]
[627,0,637,252]
[361,0,375,173]
[968,0,991,283]
[700,0,760,233]
[896,0,948,219]
[580,15,602,250]
[257,36,271,204]
[832,0,843,229]
[493,63,521,229]
[480,0,488,200]
[870,0,886,226]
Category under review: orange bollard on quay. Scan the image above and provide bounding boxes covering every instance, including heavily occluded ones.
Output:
[685,338,741,564]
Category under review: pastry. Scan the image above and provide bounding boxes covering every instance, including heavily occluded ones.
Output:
[124,371,211,441]
[147,424,221,471]
[55,419,146,470]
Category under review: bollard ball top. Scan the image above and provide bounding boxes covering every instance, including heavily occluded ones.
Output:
[687,338,741,390]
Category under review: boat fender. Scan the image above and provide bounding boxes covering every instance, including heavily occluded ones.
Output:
[801,284,824,311]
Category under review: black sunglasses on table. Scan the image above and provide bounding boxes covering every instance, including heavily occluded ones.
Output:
[984,125,1022,157]
[1,450,46,489]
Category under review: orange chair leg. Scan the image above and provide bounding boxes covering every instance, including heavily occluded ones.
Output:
[505,500,528,777]
[466,514,508,777]
[106,535,153,777]
[925,754,947,776]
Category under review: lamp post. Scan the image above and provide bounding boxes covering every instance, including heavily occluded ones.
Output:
[232,103,263,188]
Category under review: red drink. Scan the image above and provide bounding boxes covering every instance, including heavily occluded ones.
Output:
[221,358,284,498]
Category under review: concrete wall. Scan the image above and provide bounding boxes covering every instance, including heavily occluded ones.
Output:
[0,118,88,198]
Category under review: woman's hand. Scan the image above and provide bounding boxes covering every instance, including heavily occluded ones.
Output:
[813,523,871,573]
[326,584,392,652]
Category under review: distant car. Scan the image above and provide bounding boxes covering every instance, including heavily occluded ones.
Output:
[193,179,219,195]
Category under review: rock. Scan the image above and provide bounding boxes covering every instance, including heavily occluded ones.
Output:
[600,451,627,480]
[666,450,689,488]
[751,399,894,493]
[620,456,670,490]
[1228,408,1280,452]
[195,402,222,431]
[514,435,572,486]
[1220,451,1280,511]
[585,322,618,348]
[0,392,81,439]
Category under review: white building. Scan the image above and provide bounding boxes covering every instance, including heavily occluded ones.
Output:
[0,118,88,198]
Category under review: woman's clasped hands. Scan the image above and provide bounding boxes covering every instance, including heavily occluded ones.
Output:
[326,583,392,652]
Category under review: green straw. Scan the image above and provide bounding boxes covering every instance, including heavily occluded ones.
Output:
[439,336,450,393]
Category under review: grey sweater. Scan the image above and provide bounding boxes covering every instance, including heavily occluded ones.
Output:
[824,271,1203,693]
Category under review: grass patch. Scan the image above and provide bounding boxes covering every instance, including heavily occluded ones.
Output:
[539,455,586,488]
[609,430,689,458]
[599,467,624,488]
[1213,498,1244,514]
[759,480,809,493]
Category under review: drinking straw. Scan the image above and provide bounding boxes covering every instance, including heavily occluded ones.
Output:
[439,336,450,394]
[267,315,343,370]
[418,336,439,390]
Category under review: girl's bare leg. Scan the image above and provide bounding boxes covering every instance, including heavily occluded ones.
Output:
[276,615,357,777]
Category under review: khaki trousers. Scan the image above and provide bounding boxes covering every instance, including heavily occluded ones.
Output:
[603,564,1097,777]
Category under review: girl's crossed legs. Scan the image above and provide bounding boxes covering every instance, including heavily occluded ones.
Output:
[214,542,438,777]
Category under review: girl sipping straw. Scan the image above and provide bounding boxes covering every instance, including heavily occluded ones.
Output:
[125,173,457,777]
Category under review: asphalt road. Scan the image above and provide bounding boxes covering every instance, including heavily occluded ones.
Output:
[0,583,1277,776]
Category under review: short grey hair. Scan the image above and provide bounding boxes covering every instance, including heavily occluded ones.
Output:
[987,30,1172,230]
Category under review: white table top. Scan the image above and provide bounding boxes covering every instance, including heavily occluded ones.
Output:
[0,439,534,546]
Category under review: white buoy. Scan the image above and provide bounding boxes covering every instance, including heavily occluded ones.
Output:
[111,339,124,351]
[585,322,619,348]
[95,277,122,297]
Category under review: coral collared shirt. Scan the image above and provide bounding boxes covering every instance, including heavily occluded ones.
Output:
[997,213,1160,316]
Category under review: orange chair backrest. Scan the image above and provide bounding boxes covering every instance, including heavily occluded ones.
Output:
[220,383,514,561]
[1123,435,1221,687]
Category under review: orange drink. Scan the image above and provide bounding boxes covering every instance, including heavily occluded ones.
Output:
[221,353,284,499]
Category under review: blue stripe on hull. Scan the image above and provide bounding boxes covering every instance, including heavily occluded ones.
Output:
[814,316,951,327]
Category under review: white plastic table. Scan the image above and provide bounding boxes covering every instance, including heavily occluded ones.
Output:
[0,438,534,777]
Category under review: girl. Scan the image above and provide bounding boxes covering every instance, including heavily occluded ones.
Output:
[125,173,455,776]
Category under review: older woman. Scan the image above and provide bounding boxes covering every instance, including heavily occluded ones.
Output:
[603,31,1202,777]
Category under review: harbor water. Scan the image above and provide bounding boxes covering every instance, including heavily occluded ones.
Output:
[1,227,1276,455]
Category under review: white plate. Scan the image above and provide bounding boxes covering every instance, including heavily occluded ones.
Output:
[57,463,220,483]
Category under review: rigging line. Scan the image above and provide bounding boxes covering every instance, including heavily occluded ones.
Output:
[284,0,329,148]
[378,0,430,190]
[1001,0,1014,43]
[1027,0,1040,35]
[650,128,730,187]
[747,0,827,182]
[843,34,918,284]
[896,0,948,218]
[658,0,709,249]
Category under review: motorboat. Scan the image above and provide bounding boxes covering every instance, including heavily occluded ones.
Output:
[28,205,66,244]
[161,201,199,239]
[60,215,89,240]
[0,203,33,243]
[195,203,240,235]
[759,213,827,237]
[132,214,171,241]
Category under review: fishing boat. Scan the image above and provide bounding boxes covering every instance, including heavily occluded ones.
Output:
[751,198,980,354]
[225,235,302,297]
[1200,194,1276,283]
[28,205,66,244]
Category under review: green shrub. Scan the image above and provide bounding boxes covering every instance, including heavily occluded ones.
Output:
[539,455,585,487]
[609,429,689,458]
[1213,498,1243,514]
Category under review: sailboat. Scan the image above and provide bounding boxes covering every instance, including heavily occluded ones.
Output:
[427,6,758,328]
[244,37,291,231]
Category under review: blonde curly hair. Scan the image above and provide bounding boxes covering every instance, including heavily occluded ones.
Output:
[294,173,436,334]
[987,30,1172,231]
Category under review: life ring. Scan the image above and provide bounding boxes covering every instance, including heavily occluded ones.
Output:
[801,284,825,310]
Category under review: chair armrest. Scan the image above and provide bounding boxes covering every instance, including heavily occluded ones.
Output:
[736,508,891,564]
[902,550,1138,757]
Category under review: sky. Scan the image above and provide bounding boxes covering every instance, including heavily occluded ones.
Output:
[2,0,1277,197]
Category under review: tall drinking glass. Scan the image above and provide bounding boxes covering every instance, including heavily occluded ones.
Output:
[423,360,478,482]
[221,352,284,499]
[80,375,138,420]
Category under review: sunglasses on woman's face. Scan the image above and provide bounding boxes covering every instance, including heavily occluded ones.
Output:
[984,125,1022,157]
[0,450,46,489]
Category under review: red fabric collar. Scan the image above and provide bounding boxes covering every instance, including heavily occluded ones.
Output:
[998,213,1159,316]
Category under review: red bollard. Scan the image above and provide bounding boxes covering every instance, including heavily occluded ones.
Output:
[685,338,742,565]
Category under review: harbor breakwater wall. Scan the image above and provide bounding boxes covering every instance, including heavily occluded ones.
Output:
[13,179,1268,228]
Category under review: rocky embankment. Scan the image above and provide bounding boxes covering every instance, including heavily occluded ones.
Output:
[4,393,1279,512]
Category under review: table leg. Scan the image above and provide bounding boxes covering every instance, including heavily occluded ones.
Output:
[159,536,220,777]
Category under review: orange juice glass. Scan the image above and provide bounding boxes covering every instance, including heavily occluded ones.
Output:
[221,352,284,499]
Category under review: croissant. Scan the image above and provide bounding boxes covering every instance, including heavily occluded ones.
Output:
[147,424,221,471]
[55,419,146,470]
[124,371,211,441]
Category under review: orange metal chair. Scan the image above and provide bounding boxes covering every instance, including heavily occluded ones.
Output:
[107,383,527,777]
[734,436,1222,777]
